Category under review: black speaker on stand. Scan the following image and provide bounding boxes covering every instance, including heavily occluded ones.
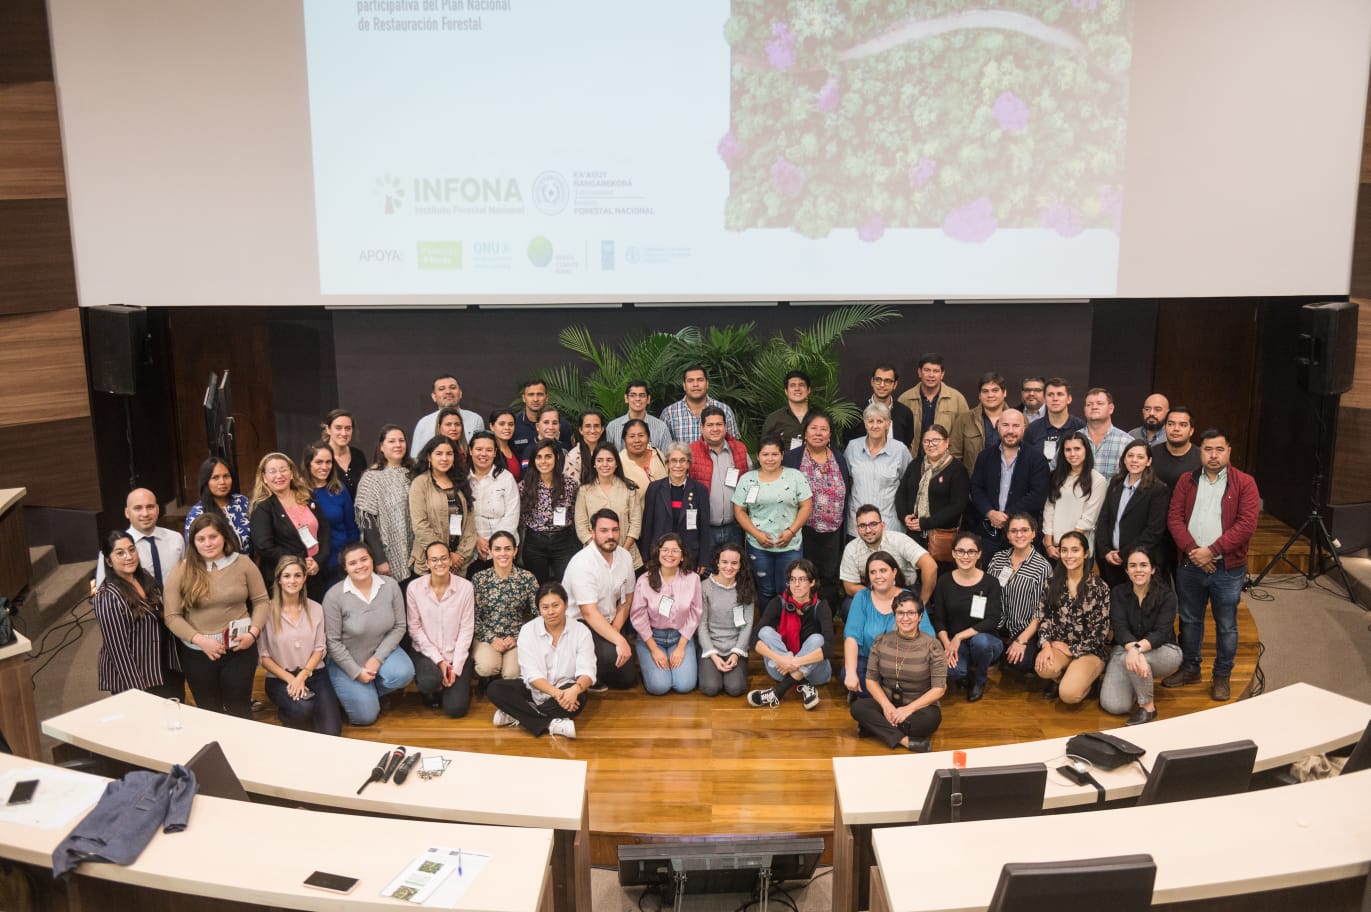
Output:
[1251,301,1363,608]
[86,304,149,493]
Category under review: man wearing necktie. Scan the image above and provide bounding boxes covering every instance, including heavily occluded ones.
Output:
[94,489,185,586]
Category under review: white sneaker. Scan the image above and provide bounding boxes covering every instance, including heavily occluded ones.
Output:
[799,684,820,710]
[548,718,577,739]
[492,709,519,728]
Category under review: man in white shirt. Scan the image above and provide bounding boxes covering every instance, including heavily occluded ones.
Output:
[95,488,185,586]
[561,509,637,690]
[411,373,484,456]
[838,504,937,607]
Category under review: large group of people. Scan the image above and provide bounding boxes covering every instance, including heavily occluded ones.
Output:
[90,358,1259,747]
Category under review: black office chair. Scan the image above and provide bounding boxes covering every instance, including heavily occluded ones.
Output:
[1341,721,1371,776]
[987,854,1156,912]
[1136,739,1257,806]
[185,740,251,803]
[916,763,1047,825]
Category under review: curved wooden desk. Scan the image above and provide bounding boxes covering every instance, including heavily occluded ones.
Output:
[831,682,1371,912]
[868,769,1371,912]
[43,689,590,910]
[0,751,554,911]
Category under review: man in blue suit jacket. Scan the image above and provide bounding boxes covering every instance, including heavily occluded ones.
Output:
[969,410,1050,558]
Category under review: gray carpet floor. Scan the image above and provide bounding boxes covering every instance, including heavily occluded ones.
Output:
[23,572,1371,911]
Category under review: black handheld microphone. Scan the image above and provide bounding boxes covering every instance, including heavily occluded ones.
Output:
[357,750,391,794]
[380,747,407,783]
[393,751,422,785]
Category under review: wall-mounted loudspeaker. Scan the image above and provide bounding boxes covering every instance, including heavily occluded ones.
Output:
[87,305,148,396]
[1297,301,1358,396]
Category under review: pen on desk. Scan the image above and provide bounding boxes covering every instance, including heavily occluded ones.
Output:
[457,848,463,877]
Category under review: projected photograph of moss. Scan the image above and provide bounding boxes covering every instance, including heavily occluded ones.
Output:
[718,0,1133,243]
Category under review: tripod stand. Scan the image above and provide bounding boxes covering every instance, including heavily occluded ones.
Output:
[1250,392,1363,609]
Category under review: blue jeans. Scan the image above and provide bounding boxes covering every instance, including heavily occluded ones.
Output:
[635,628,698,695]
[945,632,1006,688]
[756,628,832,685]
[747,544,803,606]
[326,649,416,726]
[711,523,743,550]
[1175,562,1244,678]
[264,666,342,736]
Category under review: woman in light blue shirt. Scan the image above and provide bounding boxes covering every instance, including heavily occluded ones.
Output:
[732,436,813,606]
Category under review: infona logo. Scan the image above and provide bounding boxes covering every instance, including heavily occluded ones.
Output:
[375,174,405,214]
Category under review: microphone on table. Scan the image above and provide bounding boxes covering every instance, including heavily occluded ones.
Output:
[393,752,422,785]
[380,746,407,783]
[358,750,392,794]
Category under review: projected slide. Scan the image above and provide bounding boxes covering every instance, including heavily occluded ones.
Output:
[304,0,1132,299]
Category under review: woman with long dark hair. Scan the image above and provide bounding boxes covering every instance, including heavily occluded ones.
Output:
[467,430,520,575]
[302,441,359,590]
[322,408,367,498]
[1034,530,1111,704]
[519,439,579,582]
[93,530,184,699]
[487,408,522,480]
[783,411,850,608]
[408,436,477,578]
[1101,547,1183,725]
[565,409,607,485]
[164,513,269,718]
[433,406,471,470]
[1042,432,1106,560]
[747,558,833,711]
[183,457,252,556]
[619,418,668,492]
[733,435,814,607]
[696,541,757,697]
[249,452,331,601]
[629,533,703,695]
[575,442,643,569]
[1094,438,1170,587]
[471,530,538,681]
[353,424,414,582]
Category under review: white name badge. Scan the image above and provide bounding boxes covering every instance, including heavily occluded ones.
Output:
[1043,440,1057,461]
[448,514,463,537]
[744,485,760,505]
[296,525,318,549]
[970,594,988,619]
[789,436,803,450]
[725,467,740,488]
[733,605,746,627]
[657,594,675,617]
[685,508,698,531]
[552,507,568,527]
[997,568,1012,587]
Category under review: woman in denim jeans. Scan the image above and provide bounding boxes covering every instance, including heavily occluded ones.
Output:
[629,534,702,695]
[732,436,813,606]
[747,558,834,711]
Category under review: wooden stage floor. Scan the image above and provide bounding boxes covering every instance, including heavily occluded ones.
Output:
[257,605,1261,864]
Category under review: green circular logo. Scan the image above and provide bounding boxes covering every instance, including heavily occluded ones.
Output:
[527,236,553,267]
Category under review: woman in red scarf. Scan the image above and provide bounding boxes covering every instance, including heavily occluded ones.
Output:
[747,558,834,710]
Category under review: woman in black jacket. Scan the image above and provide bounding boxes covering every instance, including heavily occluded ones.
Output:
[895,424,970,559]
[249,453,331,601]
[1100,547,1183,725]
[641,443,712,574]
[1093,439,1169,588]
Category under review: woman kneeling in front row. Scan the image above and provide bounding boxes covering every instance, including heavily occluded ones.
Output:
[849,592,946,752]
[487,582,594,739]
[1100,547,1183,725]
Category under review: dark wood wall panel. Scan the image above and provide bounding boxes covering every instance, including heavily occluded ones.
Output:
[0,0,54,84]
[0,82,65,200]
[1150,300,1260,470]
[0,198,78,316]
[0,308,90,429]
[0,417,100,510]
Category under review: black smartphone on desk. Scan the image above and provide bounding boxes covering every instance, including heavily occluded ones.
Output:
[303,870,359,894]
[7,780,38,805]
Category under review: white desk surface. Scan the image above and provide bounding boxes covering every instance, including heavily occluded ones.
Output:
[0,632,32,663]
[0,751,553,912]
[871,769,1371,912]
[43,689,587,831]
[0,487,24,516]
[834,682,1371,825]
